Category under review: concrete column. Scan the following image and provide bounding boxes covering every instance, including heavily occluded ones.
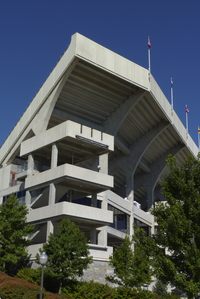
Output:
[98,153,108,174]
[98,227,107,246]
[25,190,31,207]
[126,175,134,237]
[27,154,34,176]
[101,192,108,210]
[49,183,56,205]
[151,222,155,236]
[51,143,58,168]
[46,220,54,241]
[91,193,97,207]
[90,228,97,244]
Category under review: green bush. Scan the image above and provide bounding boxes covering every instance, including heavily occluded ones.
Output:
[114,287,155,299]
[17,267,60,293]
[17,267,41,284]
[43,269,60,293]
[62,281,180,299]
[0,279,180,299]
[0,286,23,299]
[0,286,39,299]
[63,281,114,299]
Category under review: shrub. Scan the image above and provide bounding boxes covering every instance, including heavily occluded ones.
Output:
[0,285,26,299]
[62,281,180,299]
[114,287,155,299]
[17,267,61,293]
[62,281,114,299]
[17,267,41,284]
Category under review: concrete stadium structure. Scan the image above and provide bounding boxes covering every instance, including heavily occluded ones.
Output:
[0,33,198,281]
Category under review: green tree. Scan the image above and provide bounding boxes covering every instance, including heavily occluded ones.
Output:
[43,218,92,292]
[0,194,33,275]
[152,156,200,298]
[107,228,153,288]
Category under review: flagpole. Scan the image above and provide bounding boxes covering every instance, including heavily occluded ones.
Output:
[147,36,151,73]
[185,105,189,137]
[148,46,151,73]
[170,77,174,110]
[186,112,188,135]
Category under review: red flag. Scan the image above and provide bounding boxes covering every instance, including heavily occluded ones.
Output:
[148,36,151,49]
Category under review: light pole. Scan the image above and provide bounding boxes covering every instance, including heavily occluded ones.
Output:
[39,251,48,299]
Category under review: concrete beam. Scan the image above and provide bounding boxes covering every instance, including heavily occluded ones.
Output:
[103,90,146,135]
[115,137,130,155]
[135,143,185,209]
[110,121,169,175]
[31,74,68,135]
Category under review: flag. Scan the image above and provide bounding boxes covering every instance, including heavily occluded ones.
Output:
[147,36,151,49]
[198,127,200,134]
[185,105,189,114]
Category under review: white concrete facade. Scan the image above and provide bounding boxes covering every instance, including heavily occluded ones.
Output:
[0,33,198,269]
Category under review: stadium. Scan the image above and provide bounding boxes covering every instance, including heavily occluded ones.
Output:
[0,33,198,281]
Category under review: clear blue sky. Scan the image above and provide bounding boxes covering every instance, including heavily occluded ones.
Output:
[0,0,200,146]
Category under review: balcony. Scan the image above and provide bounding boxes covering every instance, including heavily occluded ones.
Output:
[28,243,113,262]
[27,201,113,225]
[20,120,114,157]
[25,163,113,193]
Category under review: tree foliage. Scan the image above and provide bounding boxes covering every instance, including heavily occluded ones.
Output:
[43,219,92,289]
[108,228,153,288]
[152,156,200,298]
[0,194,33,275]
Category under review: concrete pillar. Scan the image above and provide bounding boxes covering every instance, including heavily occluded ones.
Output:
[151,222,155,236]
[27,154,34,176]
[46,220,54,241]
[25,190,31,207]
[51,144,58,168]
[90,228,97,244]
[98,153,108,174]
[98,227,107,246]
[91,193,97,207]
[101,192,108,210]
[126,175,134,237]
[49,183,56,205]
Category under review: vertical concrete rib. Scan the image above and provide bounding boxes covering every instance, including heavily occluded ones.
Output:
[51,144,58,169]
